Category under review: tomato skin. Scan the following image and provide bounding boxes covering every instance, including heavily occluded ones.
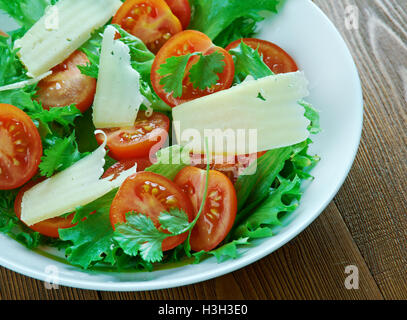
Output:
[151,30,235,107]
[14,180,76,238]
[110,172,194,251]
[36,51,96,113]
[226,38,298,74]
[174,167,237,252]
[0,104,42,190]
[102,157,153,180]
[112,0,182,54]
[165,0,191,29]
[95,112,170,161]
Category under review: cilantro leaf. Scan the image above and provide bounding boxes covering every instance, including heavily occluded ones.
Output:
[157,54,192,98]
[29,103,82,131]
[59,207,117,269]
[145,145,191,180]
[159,208,191,235]
[189,51,225,90]
[39,132,83,177]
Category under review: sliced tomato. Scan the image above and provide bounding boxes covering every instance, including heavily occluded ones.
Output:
[95,112,170,161]
[110,171,194,251]
[174,167,237,252]
[191,152,266,184]
[151,30,235,107]
[14,180,76,238]
[36,50,96,113]
[226,38,298,74]
[165,0,191,29]
[102,157,153,180]
[0,104,42,190]
[112,0,182,54]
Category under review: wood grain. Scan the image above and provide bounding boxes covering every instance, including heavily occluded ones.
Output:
[0,0,406,300]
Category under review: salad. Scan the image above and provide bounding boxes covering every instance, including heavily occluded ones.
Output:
[0,0,320,271]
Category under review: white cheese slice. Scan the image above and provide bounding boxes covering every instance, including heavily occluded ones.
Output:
[172,71,311,155]
[92,26,143,129]
[14,0,122,77]
[0,71,52,92]
[20,132,137,226]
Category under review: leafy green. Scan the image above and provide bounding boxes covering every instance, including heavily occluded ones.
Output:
[229,41,273,83]
[157,51,226,97]
[189,0,280,41]
[0,0,56,29]
[157,54,191,98]
[193,238,250,263]
[189,51,226,90]
[59,206,117,269]
[299,100,321,134]
[233,176,302,239]
[114,210,190,263]
[39,132,83,177]
[213,13,265,48]
[145,145,191,180]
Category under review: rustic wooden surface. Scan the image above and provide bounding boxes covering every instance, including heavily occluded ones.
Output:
[0,0,406,300]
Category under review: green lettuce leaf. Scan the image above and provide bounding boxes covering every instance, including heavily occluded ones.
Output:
[193,238,250,263]
[0,0,56,29]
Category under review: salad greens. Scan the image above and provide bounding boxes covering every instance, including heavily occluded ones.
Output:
[0,0,321,272]
[189,0,281,46]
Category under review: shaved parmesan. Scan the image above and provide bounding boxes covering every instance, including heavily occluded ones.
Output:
[14,0,122,77]
[92,26,143,129]
[172,71,311,155]
[0,71,52,92]
[20,132,137,226]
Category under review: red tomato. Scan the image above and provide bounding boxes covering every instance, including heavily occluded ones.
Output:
[0,104,42,190]
[102,157,153,180]
[174,167,237,252]
[36,51,96,113]
[226,38,298,74]
[151,30,235,107]
[110,172,194,251]
[112,0,182,54]
[165,0,191,29]
[95,112,170,161]
[14,180,76,238]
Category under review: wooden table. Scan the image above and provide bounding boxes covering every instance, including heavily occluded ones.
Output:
[0,0,406,300]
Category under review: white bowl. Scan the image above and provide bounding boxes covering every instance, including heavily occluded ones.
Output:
[0,0,363,291]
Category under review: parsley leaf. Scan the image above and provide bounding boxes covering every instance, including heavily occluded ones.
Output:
[189,0,280,40]
[29,103,82,131]
[157,54,192,98]
[189,51,225,90]
[59,207,117,269]
[39,132,83,177]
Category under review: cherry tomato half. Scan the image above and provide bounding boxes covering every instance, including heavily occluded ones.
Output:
[151,30,235,107]
[0,104,42,190]
[110,171,194,251]
[102,157,153,180]
[95,112,170,161]
[174,167,237,252]
[36,50,97,113]
[112,0,182,54]
[14,180,76,238]
[226,38,298,74]
[165,0,191,29]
